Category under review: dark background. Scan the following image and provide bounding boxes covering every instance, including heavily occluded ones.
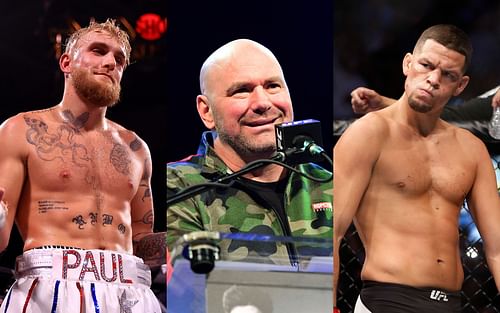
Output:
[0,0,334,269]
[334,0,500,120]
[0,0,167,269]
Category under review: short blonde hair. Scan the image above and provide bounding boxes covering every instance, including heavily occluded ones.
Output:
[65,19,131,65]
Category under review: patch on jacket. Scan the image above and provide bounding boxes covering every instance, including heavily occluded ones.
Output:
[312,202,332,212]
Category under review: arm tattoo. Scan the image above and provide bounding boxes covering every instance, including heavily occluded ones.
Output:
[134,211,153,226]
[141,186,151,202]
[140,158,152,201]
[133,232,166,268]
[129,137,142,151]
[110,143,131,175]
[141,158,150,181]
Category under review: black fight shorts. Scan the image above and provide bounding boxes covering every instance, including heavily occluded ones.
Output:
[354,280,461,313]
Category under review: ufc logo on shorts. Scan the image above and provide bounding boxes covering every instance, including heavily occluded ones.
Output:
[430,290,449,302]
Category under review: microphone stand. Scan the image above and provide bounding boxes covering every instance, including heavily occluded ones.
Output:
[166,154,284,207]
[167,148,331,270]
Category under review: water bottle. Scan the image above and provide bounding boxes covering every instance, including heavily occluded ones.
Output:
[488,107,500,140]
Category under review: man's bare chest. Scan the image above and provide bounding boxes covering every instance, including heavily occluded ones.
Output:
[373,141,474,203]
[23,118,143,196]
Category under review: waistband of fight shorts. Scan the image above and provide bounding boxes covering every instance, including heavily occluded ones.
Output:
[14,248,152,287]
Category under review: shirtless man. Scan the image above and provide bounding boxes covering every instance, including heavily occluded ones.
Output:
[334,24,500,313]
[0,20,161,312]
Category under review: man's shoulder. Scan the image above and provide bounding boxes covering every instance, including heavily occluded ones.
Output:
[106,119,151,152]
[347,111,389,135]
[168,155,205,171]
[0,111,36,132]
[106,119,135,137]
[4,106,69,130]
[167,155,206,184]
[451,123,489,147]
[0,111,49,155]
[337,111,389,150]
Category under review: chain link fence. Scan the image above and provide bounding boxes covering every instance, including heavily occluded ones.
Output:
[337,155,500,313]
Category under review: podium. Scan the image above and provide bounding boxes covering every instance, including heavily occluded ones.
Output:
[167,231,332,313]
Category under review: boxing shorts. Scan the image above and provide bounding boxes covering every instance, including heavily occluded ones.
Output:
[0,248,161,313]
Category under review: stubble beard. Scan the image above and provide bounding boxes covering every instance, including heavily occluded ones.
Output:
[214,120,276,158]
[72,68,121,108]
[408,93,433,113]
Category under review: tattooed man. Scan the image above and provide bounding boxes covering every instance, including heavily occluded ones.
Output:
[0,19,162,312]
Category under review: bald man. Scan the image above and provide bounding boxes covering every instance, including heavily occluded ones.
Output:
[166,39,332,263]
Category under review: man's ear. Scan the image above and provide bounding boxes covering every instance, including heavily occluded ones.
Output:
[197,95,215,130]
[453,75,470,96]
[59,53,71,75]
[402,53,412,76]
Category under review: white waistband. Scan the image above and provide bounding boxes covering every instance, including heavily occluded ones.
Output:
[15,249,152,287]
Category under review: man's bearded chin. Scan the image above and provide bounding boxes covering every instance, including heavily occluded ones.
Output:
[215,123,276,158]
[72,68,121,107]
[408,94,433,113]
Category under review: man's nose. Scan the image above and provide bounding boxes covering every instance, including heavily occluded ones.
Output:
[102,52,116,70]
[426,69,441,89]
[249,86,272,113]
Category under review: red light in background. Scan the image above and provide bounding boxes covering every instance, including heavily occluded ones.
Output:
[135,13,167,41]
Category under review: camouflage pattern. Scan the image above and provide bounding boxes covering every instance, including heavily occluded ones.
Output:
[167,131,332,264]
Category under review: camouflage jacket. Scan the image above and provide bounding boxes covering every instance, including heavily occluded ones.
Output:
[167,131,332,264]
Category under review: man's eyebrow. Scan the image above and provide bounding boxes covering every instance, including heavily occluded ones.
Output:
[420,57,461,74]
[225,77,285,95]
[265,76,284,84]
[88,42,126,59]
[419,57,434,65]
[226,82,255,95]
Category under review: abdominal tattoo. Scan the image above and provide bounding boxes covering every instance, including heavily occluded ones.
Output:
[38,200,69,213]
[72,215,87,230]
[71,212,126,234]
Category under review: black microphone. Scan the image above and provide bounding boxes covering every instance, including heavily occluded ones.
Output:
[275,119,325,165]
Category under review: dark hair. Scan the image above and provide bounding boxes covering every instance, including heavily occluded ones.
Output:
[414,24,472,73]
[222,285,273,313]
